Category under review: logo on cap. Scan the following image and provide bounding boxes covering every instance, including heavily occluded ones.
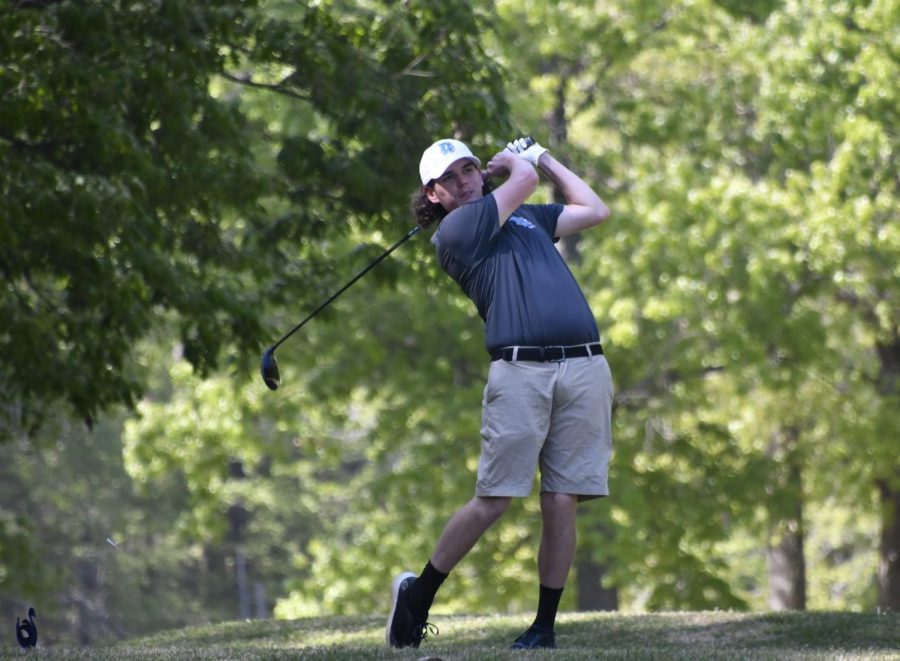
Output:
[419,138,480,185]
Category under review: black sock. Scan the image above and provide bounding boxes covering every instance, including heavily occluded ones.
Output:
[407,561,448,617]
[533,584,564,631]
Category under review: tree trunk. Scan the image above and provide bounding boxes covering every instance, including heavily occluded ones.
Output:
[767,429,807,611]
[546,74,616,611]
[546,77,582,264]
[575,528,619,611]
[767,514,806,610]
[875,339,900,610]
[235,548,251,620]
[76,556,99,645]
[876,475,900,611]
[254,580,269,619]
[228,460,252,619]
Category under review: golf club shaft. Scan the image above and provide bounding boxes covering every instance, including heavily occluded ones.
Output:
[269,225,422,351]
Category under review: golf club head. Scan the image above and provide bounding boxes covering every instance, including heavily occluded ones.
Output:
[260,348,281,391]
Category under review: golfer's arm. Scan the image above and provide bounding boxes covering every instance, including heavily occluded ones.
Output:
[537,153,610,237]
[492,154,539,227]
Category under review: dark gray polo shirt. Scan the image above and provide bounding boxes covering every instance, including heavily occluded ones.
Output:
[432,193,599,353]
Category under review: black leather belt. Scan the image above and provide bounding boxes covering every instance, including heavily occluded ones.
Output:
[490,342,603,362]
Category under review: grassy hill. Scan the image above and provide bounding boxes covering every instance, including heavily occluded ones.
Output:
[4,611,898,659]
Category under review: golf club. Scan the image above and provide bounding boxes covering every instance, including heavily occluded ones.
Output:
[260,224,422,390]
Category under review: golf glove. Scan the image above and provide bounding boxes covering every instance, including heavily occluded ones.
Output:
[507,136,548,167]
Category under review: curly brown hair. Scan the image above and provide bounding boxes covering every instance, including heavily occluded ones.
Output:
[410,178,495,229]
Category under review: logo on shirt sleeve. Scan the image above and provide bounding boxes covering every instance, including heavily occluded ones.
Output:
[508,215,536,229]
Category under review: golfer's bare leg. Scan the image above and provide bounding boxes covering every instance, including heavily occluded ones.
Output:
[538,492,579,588]
[430,495,511,573]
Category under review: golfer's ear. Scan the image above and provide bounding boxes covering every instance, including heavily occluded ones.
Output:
[425,186,440,205]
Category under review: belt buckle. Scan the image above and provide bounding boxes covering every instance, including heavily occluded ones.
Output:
[545,345,566,362]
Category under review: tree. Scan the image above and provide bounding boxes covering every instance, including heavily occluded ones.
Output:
[1,0,513,639]
[0,406,230,646]
[0,0,509,431]
[1,1,268,429]
[488,0,897,611]
[750,0,900,609]
[606,0,898,609]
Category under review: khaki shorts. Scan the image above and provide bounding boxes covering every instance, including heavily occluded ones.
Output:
[477,355,613,501]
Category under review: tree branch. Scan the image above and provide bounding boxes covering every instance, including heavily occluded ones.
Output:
[219,71,311,101]
[8,0,68,9]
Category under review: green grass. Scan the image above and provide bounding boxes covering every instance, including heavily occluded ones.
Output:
[4,611,898,660]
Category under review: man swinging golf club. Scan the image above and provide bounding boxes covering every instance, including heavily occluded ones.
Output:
[387,136,614,650]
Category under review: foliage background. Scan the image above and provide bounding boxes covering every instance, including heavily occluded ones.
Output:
[1,0,897,646]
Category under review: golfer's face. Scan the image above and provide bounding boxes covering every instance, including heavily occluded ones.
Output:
[427,159,483,212]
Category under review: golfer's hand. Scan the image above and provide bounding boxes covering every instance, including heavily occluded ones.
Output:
[485,150,518,179]
[506,136,548,167]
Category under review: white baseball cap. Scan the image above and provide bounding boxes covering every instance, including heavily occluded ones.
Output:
[419,139,481,185]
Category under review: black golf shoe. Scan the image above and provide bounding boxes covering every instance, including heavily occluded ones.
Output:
[386,571,438,648]
[510,625,557,649]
